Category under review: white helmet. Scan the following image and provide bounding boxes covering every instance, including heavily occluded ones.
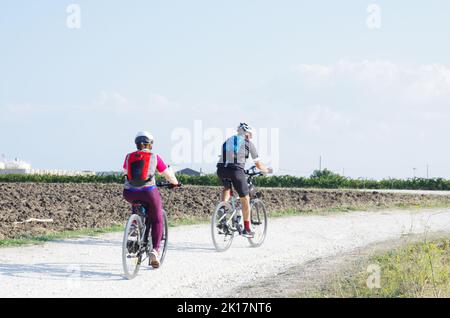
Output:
[237,122,254,135]
[135,131,154,145]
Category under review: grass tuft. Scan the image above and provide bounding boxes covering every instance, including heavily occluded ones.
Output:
[304,238,450,298]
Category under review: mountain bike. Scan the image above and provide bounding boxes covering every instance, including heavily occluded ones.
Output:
[122,182,180,280]
[211,166,268,252]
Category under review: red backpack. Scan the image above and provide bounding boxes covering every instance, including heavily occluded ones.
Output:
[126,151,153,187]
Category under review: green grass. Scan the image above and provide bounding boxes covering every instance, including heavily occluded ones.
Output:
[0,215,215,248]
[301,238,450,298]
[0,224,124,247]
[1,171,449,190]
[167,215,210,227]
[269,200,450,218]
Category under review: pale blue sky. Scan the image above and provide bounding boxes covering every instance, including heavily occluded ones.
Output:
[1,1,449,178]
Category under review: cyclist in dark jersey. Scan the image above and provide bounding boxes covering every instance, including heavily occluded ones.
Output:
[216,123,272,237]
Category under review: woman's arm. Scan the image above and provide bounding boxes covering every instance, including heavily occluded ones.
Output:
[156,155,179,185]
[161,167,179,185]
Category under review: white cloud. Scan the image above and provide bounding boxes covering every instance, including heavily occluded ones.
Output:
[2,62,449,178]
[0,103,55,121]
[304,105,351,133]
[292,60,450,105]
[292,64,333,86]
[149,93,170,107]
[0,103,34,115]
[405,64,450,101]
[90,90,130,113]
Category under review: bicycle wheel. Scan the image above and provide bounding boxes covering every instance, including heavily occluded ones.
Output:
[159,210,169,265]
[122,214,145,279]
[211,202,235,252]
[247,199,267,247]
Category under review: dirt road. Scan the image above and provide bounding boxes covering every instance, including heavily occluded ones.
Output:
[0,208,449,297]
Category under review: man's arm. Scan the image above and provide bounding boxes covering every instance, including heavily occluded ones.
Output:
[255,160,273,175]
[249,141,272,174]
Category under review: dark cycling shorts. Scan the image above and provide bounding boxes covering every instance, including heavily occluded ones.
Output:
[217,166,249,198]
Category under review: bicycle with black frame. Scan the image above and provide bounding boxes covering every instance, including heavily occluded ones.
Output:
[122,182,180,280]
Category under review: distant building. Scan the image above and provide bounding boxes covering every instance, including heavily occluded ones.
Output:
[176,168,202,177]
[0,158,32,175]
[0,157,95,176]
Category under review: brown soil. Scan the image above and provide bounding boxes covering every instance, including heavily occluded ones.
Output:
[0,183,449,240]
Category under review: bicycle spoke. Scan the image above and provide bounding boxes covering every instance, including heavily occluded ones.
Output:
[247,200,267,247]
[122,214,144,279]
[211,203,235,252]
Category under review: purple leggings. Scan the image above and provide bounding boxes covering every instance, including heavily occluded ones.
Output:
[123,188,163,250]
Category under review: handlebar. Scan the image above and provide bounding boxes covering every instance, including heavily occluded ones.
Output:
[245,166,264,177]
[156,182,183,189]
[245,170,264,177]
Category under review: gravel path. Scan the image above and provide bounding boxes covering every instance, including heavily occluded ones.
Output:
[0,208,449,298]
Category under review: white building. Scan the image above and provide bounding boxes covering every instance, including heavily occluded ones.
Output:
[0,158,31,174]
[0,157,95,176]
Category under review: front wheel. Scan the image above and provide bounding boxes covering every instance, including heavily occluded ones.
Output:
[211,202,235,252]
[122,214,145,280]
[247,199,267,247]
[159,210,169,265]
[140,209,169,267]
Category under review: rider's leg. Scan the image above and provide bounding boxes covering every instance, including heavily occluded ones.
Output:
[144,189,164,268]
[123,188,163,246]
[233,169,252,232]
[144,189,163,252]
[239,195,251,230]
[217,167,232,203]
[123,189,140,215]
[222,188,231,202]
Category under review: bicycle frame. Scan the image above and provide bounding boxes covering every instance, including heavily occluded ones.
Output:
[217,166,263,233]
[211,166,268,252]
[216,190,244,235]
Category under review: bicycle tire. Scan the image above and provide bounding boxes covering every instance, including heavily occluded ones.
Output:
[211,202,235,252]
[247,199,268,247]
[122,214,145,280]
[159,210,169,265]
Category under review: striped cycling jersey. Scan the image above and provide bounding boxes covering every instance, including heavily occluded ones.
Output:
[123,149,168,190]
[217,134,259,170]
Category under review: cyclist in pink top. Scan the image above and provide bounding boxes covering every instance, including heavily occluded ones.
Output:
[122,131,179,268]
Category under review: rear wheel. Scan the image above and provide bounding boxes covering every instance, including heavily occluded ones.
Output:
[247,199,267,247]
[122,214,145,279]
[211,202,235,252]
